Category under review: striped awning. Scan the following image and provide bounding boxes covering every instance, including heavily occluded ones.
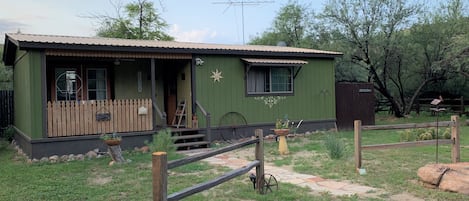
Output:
[241,58,308,66]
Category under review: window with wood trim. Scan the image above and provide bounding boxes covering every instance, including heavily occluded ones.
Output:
[55,68,82,101]
[87,69,107,100]
[247,66,293,95]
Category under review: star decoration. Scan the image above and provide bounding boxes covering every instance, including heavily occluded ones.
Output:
[210,69,223,82]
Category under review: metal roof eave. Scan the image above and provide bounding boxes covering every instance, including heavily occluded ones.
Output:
[15,41,342,59]
[2,36,19,66]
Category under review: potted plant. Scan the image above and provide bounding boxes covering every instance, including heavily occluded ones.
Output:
[100,132,122,146]
[273,115,291,155]
[274,116,291,136]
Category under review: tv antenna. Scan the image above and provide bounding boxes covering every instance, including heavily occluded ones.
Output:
[213,0,274,44]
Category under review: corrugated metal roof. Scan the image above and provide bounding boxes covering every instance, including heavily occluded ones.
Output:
[241,58,308,65]
[5,33,342,56]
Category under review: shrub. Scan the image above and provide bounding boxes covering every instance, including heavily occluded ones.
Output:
[442,128,451,139]
[400,128,452,142]
[1,126,15,142]
[418,131,433,140]
[323,134,345,159]
[145,128,176,156]
[433,127,451,139]
[399,129,419,142]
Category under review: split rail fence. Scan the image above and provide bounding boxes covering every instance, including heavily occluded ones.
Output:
[152,129,264,201]
[354,115,461,171]
[47,99,152,137]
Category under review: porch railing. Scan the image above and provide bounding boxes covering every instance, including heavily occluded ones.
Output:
[47,99,153,137]
[195,100,211,143]
[153,102,167,128]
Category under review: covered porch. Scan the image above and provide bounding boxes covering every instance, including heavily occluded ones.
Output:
[44,50,198,138]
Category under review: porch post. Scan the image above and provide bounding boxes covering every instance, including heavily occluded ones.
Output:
[151,58,157,130]
[191,57,197,116]
[41,52,48,138]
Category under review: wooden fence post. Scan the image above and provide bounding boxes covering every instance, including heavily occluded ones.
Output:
[152,152,167,201]
[255,129,265,194]
[451,115,460,163]
[354,120,362,171]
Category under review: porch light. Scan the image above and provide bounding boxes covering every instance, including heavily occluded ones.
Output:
[195,57,204,66]
[114,59,120,66]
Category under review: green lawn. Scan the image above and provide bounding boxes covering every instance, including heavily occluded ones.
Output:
[1,113,469,200]
[0,142,357,201]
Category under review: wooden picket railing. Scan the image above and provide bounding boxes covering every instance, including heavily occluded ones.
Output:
[47,99,153,137]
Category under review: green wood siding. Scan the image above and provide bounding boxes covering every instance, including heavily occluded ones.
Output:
[113,60,165,125]
[14,50,44,139]
[114,60,152,99]
[195,55,335,127]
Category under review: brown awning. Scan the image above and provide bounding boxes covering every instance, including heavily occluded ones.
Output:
[241,58,308,66]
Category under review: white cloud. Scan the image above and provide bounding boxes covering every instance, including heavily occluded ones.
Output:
[168,24,218,43]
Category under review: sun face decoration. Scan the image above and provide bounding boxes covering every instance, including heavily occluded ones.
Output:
[210,69,223,82]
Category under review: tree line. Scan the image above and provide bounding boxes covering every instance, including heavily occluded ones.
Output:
[250,0,469,117]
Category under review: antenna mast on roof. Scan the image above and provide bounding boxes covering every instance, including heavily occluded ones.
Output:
[213,0,274,44]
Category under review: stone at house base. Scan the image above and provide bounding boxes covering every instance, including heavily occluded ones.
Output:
[40,157,48,163]
[49,155,59,163]
[86,150,98,159]
[60,155,69,161]
[417,162,469,195]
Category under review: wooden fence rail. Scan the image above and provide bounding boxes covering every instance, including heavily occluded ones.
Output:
[152,129,264,201]
[47,99,152,137]
[415,97,465,115]
[376,97,467,115]
[354,115,460,172]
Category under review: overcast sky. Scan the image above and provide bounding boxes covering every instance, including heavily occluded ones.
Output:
[0,0,326,44]
[0,0,452,45]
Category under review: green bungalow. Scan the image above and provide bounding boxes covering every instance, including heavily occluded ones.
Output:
[2,33,341,158]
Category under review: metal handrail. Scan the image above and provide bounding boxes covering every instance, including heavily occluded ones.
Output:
[153,102,167,128]
[195,100,211,143]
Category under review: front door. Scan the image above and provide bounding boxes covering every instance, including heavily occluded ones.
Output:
[160,59,191,127]
[165,76,177,125]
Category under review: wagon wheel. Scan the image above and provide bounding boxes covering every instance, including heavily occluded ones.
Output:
[218,112,247,142]
[259,174,278,194]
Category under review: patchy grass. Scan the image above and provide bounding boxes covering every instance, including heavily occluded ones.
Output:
[1,113,468,200]
[0,142,361,201]
[257,113,469,201]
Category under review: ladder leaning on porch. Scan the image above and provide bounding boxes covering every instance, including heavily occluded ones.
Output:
[172,100,186,128]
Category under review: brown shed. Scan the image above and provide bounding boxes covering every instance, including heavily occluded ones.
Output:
[335,82,375,130]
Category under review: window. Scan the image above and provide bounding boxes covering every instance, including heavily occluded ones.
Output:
[247,66,293,95]
[55,69,82,101]
[87,69,107,100]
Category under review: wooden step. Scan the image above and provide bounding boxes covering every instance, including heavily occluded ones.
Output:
[172,134,206,141]
[174,141,210,148]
